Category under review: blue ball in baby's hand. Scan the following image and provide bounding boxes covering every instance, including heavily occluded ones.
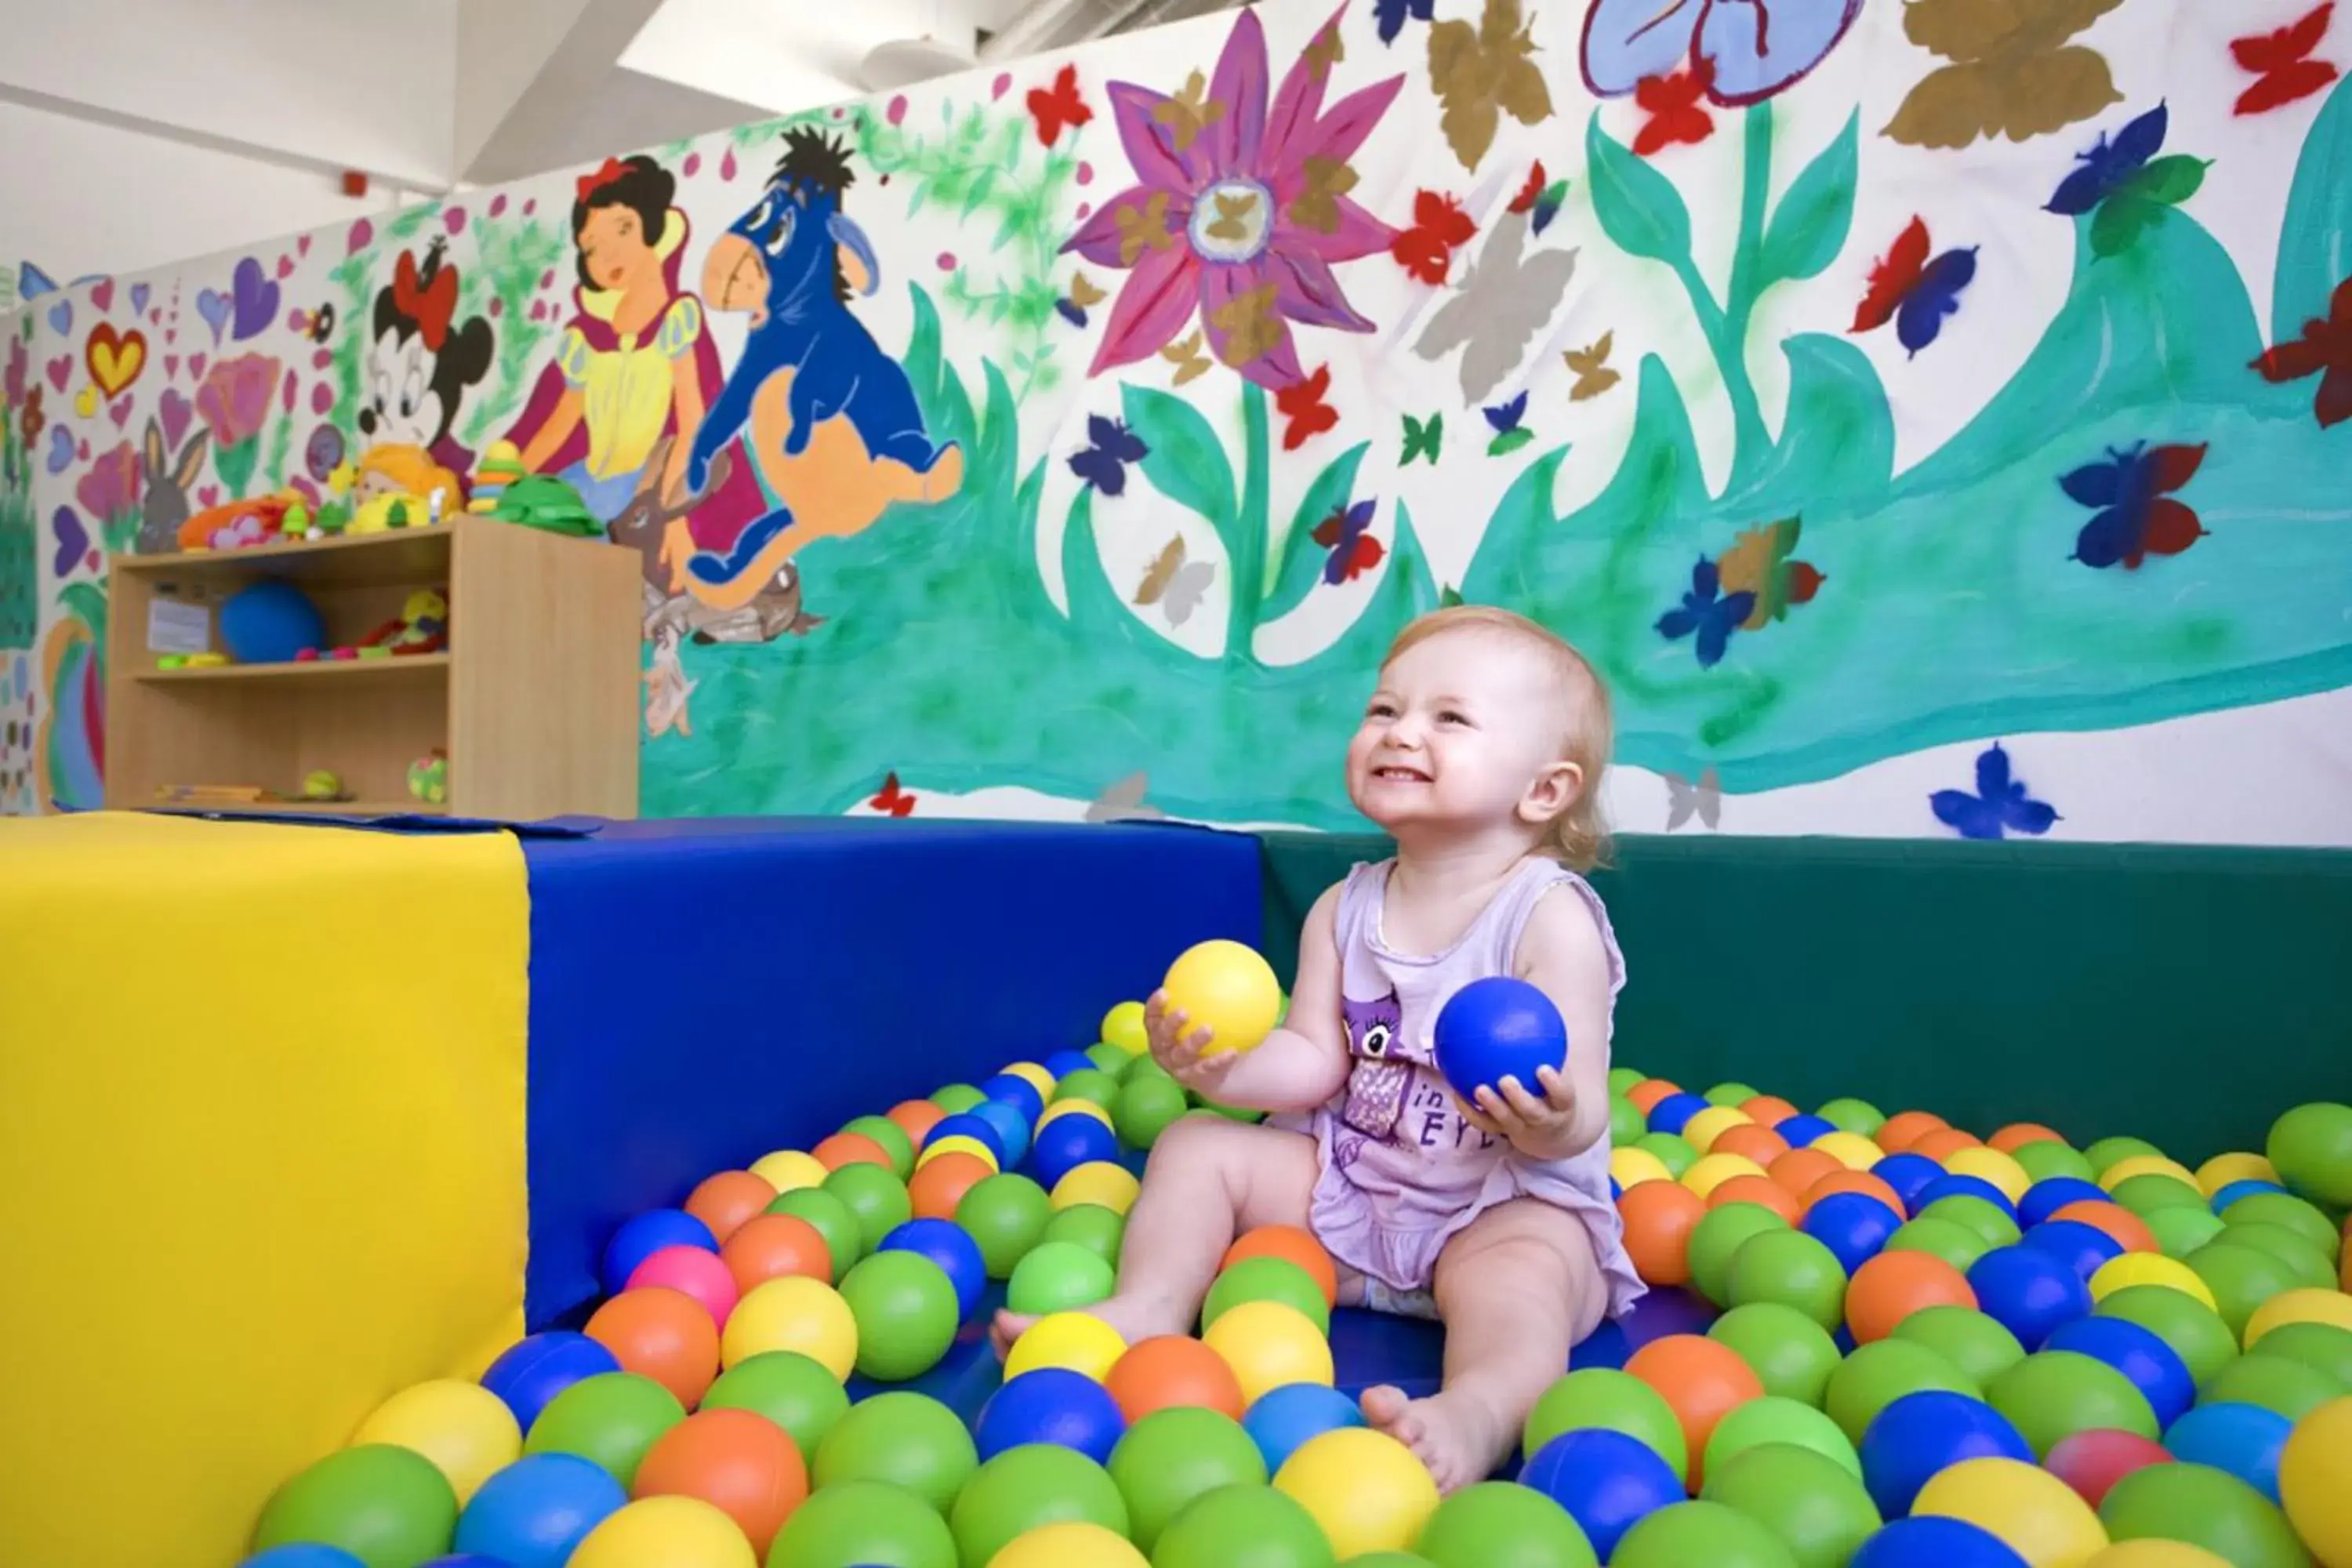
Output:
[1433,975,1568,1108]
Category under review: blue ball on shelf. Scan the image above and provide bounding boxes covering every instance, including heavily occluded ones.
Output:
[1432,976,1567,1107]
[219,577,328,664]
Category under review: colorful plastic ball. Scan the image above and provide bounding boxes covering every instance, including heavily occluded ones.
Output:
[1050,1161,1140,1215]
[926,1112,1010,1167]
[808,1389,977,1513]
[1051,1069,1121,1110]
[1007,1310,1128,1382]
[1103,1334,1245,1423]
[953,1172,1051,1279]
[2109,1174,2208,1219]
[764,1476,955,1568]
[2014,1143,2100,1185]
[1710,1301,1845,1406]
[1700,1441,1882,1568]
[1112,1075,1189,1149]
[1727,1229,1850,1329]
[1161,938,1283,1054]
[1827,1340,1981,1446]
[628,1245,742,1328]
[1969,1247,2092,1352]
[1777,1114,1838,1149]
[1807,1190,1906,1275]
[1816,1099,1886,1136]
[482,1332,624,1436]
[250,1444,459,1566]
[1025,1112,1116,1191]
[1236,1382,1367,1485]
[2221,1191,2342,1261]
[836,1250,960,1381]
[1007,1240,1116,1319]
[1706,1394,1860,1479]
[2224,1225,2336,1290]
[1272,1426,1438,1559]
[2198,1351,2348,1421]
[685,1171,781,1245]
[722,1276,856,1381]
[1414,1479,1597,1568]
[981,1519,1145,1566]
[981,1073,1048,1127]
[1429,975,1568,1105]
[2249,1320,2352,1388]
[2089,1254,2217,1311]
[875,1215,989,1320]
[1040,1203,1127,1269]
[1520,1427,1680,1559]
[700,1352,850,1459]
[890,1097,950,1142]
[454,1452,626,1568]
[1648,1091,1711,1137]
[2099,1461,2307,1568]
[1887,1216,1996,1274]
[1638,1131,1701,1178]
[751,1149,831,1193]
[1102,1000,1149,1054]
[1923,1196,2024,1252]
[1917,1177,2020,1229]
[2279,1393,2352,1566]
[840,1113,917,1177]
[1947,1149,2033,1205]
[2145,1207,2229,1259]
[1913,1456,2107,1567]
[521,1372,687,1489]
[1849,1515,2031,1568]
[2079,1544,2231,1568]
[1204,1255,1332,1335]
[1623,1334,1766,1484]
[821,1161,913,1254]
[1815,1132,1891,1174]
[2043,1429,2172,1509]
[1620,1179,1709,1287]
[2162,1401,2292,1502]
[977,1367,1129,1464]
[764,1189,863,1281]
[2023,1221,2126,1284]
[1892,1306,2027,1388]
[2267,1103,2352,1207]
[2021,1179,2110,1229]
[2186,1243,2299,1340]
[1105,1406,1267,1552]
[2092,1285,2245,1391]
[1043,1047,1099,1080]
[1690,1203,1794,1305]
[908,1152,996,1224]
[949,1442,1130,1568]
[1147,1482,1333,1568]
[719,1214,834,1298]
[1221,1225,1339,1306]
[239,1549,367,1568]
[1202,1300,1332,1407]
[586,1287,722,1406]
[567,1495,755,1568]
[1609,1499,1804,1568]
[2042,1318,2193,1427]
[1848,1250,1979,1344]
[1525,1367,1690,1483]
[602,1210,719,1296]
[2053,1203,2158,1256]
[352,1380,523,1505]
[1860,1388,2034,1518]
[1987,1352,2158,1458]
[812,1130,894,1173]
[631,1407,807,1555]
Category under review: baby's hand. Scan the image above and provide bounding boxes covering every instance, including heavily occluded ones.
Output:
[1145,990,1237,1094]
[1461,1065,1581,1161]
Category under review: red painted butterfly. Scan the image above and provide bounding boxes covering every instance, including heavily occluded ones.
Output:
[2060,442,2208,570]
[1852,217,1978,356]
[1276,365,1340,452]
[1508,161,1566,236]
[1028,64,1094,147]
[1312,499,1385,585]
[869,771,916,817]
[1635,59,1716,157]
[1389,191,1476,285]
[2252,274,2352,427]
[2232,4,2339,116]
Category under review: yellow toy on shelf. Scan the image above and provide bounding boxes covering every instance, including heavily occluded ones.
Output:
[347,443,465,535]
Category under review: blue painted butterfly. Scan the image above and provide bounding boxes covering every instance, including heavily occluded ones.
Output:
[1931,742,2059,840]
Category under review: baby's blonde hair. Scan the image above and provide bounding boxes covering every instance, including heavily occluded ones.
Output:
[1381,604,1614,869]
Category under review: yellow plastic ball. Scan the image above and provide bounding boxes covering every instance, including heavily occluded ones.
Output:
[1613,1147,1676,1189]
[1272,1427,1439,1559]
[1160,939,1283,1055]
[1201,1299,1333,1408]
[2097,1155,2200,1194]
[568,1495,757,1568]
[1682,1105,1755,1154]
[1681,1152,1768,1200]
[749,1149,829,1192]
[1101,1002,1149,1056]
[1036,1100,1114,1131]
[1005,1310,1128,1381]
[2089,1253,2220,1312]
[348,1378,520,1504]
[2280,1395,2352,1568]
[986,1520,1149,1567]
[1812,1131,1886,1171]
[1050,1162,1139,1215]
[1913,1456,2107,1568]
[2194,1151,2278,1196]
[1001,1061,1056,1098]
[722,1276,857,1380]
[2245,1286,2352,1347]
[916,1135,1001,1173]
[1944,1146,2033,1203]
[2082,1544,2233,1568]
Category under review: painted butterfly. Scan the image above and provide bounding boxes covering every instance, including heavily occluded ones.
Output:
[1027,64,1093,147]
[2232,4,2339,116]
[1483,390,1534,456]
[1931,742,2059,840]
[1401,412,1444,465]
[869,771,916,817]
[1135,535,1215,625]
[1563,333,1621,401]
[1069,415,1149,496]
[1664,766,1722,831]
[1374,0,1436,45]
[1276,365,1339,451]
[2252,274,2352,428]
[2045,103,2209,259]
[1158,332,1212,387]
[1390,190,1477,285]
[1508,161,1567,236]
[1655,557,1755,669]
[1054,272,1105,329]
[2059,441,2208,569]
[1312,498,1385,585]
[1635,58,1716,156]
[1852,217,1978,356]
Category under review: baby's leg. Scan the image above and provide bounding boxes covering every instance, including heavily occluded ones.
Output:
[991,1113,1320,1354]
[1363,1198,1606,1493]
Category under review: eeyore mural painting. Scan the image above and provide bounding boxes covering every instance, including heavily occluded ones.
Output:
[681,128,964,610]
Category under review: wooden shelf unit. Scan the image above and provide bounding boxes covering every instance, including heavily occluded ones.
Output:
[105,518,641,821]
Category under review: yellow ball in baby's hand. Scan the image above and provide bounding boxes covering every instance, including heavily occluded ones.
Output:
[1160,940,1283,1056]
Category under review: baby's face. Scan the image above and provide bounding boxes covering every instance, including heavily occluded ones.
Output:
[1346,630,1568,837]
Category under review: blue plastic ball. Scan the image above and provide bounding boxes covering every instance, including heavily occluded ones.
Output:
[1243,1382,1365,1474]
[1915,1174,2018,1220]
[2043,1316,2194,1428]
[2209,1178,2289,1214]
[240,1549,368,1568]
[980,1073,1046,1124]
[1432,975,1568,1106]
[1644,1092,1710,1138]
[1043,1049,1099,1080]
[1965,1246,2091,1351]
[1027,1113,1120,1190]
[1776,1114,1837,1149]
[876,1217,989,1320]
[599,1210,717,1296]
[220,578,328,664]
[479,1333,623,1433]
[975,1367,1127,1464]
[924,1112,1008,1165]
[455,1453,626,1568]
[1870,1153,1944,1216]
[1857,1390,2033,1518]
[2020,1219,2124,1283]
[2161,1400,2292,1503]
[1804,1191,1904,1274]
[2018,1177,2108,1229]
[968,1099,1032,1167]
[1849,1515,2031,1568]
[1518,1427,1682,1560]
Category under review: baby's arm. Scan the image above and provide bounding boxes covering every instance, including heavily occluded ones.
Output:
[1465,884,1616,1160]
[1149,884,1351,1116]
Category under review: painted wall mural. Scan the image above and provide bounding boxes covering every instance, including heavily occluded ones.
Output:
[2,0,2349,843]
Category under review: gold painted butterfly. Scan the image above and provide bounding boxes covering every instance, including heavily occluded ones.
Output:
[1884,0,2126,149]
[1564,332,1621,401]
[1428,0,1555,172]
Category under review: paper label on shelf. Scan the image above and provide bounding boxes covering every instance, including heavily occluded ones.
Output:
[147,598,213,655]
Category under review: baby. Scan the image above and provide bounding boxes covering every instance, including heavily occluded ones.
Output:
[993,604,1646,1490]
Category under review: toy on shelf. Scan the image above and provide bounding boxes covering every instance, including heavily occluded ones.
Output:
[154,652,230,670]
[299,770,347,801]
[219,579,329,664]
[358,589,449,658]
[347,444,464,535]
[406,748,448,805]
[174,491,312,553]
[152,771,352,808]
[469,440,602,538]
[468,441,526,514]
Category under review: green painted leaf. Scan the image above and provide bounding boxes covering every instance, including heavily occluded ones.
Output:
[1122,383,1238,528]
[1487,427,1536,456]
[1586,111,1693,266]
[1261,440,1370,626]
[2133,154,2208,206]
[2274,78,2352,339]
[2089,193,2165,258]
[1759,112,1858,288]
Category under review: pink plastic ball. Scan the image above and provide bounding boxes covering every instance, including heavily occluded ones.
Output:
[627,1243,740,1327]
[2044,1428,2172,1508]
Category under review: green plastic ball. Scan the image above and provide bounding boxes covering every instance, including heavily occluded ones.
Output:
[2248,1320,2352,1386]
[1635,1132,1700,1179]
[1916,1195,2020,1249]
[701,1351,852,1457]
[1703,1396,1861,1479]
[249,1443,458,1566]
[2267,1102,2352,1208]
[1608,1067,1647,1096]
[2109,1172,2208,1216]
[1707,1083,1763,1109]
[811,1389,978,1513]
[2223,1224,2337,1290]
[824,1162,914,1255]
[1190,1095,1264,1123]
[1007,1240,1117,1318]
[956,1173,1053,1279]
[2011,1142,2097,1185]
[1052,1068,1121,1107]
[1986,1350,2158,1457]
[1040,1203,1126,1268]
[1414,1480,1596,1568]
[1824,1341,1978,1446]
[1688,1204,1792,1306]
[1884,1217,1994,1273]
[2098,1460,2311,1568]
[1150,1481,1334,1568]
[1815,1099,1886,1137]
[1708,1301,1844,1406]
[1699,1443,1881,1568]
[764,1478,958,1568]
[837,1250,961,1381]
[1083,1042,1135,1078]
[1611,1095,1646,1147]
[2085,1136,2165,1177]
[1105,1407,1267,1553]
[521,1370,685,1486]
[2146,1205,2227,1258]
[842,1114,918,1178]
[1610,1499,1802,1568]
[1203,1255,1332,1335]
[2199,1351,2349,1421]
[1342,1557,1433,1567]
[948,1443,1129,1568]
[1725,1230,1849,1329]
[1113,1075,1191,1150]
[2187,1243,2299,1339]
[1523,1369,1688,1483]
[2094,1284,2241,1389]
[931,1083,986,1114]
[766,1187,864,1281]
[1890,1305,2027,1388]
[2223,1191,2341,1261]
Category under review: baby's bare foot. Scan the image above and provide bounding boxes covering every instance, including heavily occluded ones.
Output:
[1361,1382,1514,1495]
[987,1292,1182,1362]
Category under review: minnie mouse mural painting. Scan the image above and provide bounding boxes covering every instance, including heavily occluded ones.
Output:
[359,238,494,482]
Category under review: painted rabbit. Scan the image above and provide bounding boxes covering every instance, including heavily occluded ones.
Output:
[644,622,697,739]
[138,419,212,554]
[618,437,824,645]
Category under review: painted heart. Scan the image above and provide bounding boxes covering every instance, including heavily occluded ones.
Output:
[45,356,71,393]
[310,349,332,370]
[89,278,114,312]
[108,397,132,429]
[131,282,151,314]
[85,324,147,397]
[276,255,294,279]
[159,388,193,449]
[78,439,90,459]
[45,427,73,476]
[148,310,162,325]
[190,353,208,381]
[51,508,89,575]
[298,234,312,256]
[74,385,98,419]
[165,354,180,378]
[47,299,71,335]
[198,485,220,506]
[196,289,230,343]
[310,381,334,414]
[230,258,280,341]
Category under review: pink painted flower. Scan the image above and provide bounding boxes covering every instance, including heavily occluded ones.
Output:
[194,353,280,449]
[888,95,909,125]
[1064,5,1401,390]
[4,335,25,408]
[348,217,375,256]
[76,441,142,522]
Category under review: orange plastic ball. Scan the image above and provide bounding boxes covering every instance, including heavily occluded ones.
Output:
[907,1151,993,1221]
[2049,1200,2157,1254]
[684,1171,780,1246]
[1708,1174,1802,1225]
[1846,1250,1976,1344]
[811,1131,892,1171]
[631,1406,808,1555]
[1623,1334,1765,1486]
[1626,1080,1682,1115]
[720,1214,836,1295]
[1989,1123,2066,1154]
[1805,1169,1907,1218]
[1711,1124,1793,1168]
[1221,1225,1339,1308]
[886,1099,947,1145]
[1770,1148,1845,1199]
[1617,1178,1708,1287]
[586,1287,722,1406]
[1909,1127,1985,1163]
[1876,1111,1949,1153]
[1105,1335,1247,1422]
[1740,1095,1800,1128]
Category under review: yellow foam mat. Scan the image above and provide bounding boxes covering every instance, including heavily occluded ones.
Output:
[0,812,530,1568]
